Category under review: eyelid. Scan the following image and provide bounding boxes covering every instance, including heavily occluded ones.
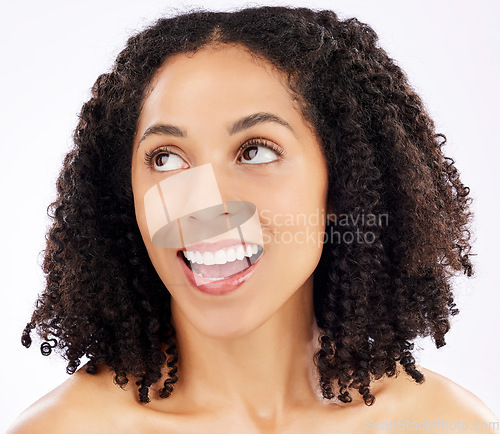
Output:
[238,137,286,163]
[143,145,189,172]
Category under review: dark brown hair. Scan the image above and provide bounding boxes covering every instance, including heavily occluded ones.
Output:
[22,6,473,406]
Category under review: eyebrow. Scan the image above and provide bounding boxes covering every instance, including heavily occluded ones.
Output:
[137,124,185,148]
[229,112,294,136]
[136,112,295,149]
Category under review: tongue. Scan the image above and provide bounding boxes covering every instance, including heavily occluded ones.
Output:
[191,257,252,279]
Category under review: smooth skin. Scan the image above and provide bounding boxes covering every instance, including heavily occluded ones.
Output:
[10,44,498,433]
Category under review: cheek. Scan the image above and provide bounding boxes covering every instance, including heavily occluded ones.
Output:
[134,203,179,294]
[261,164,328,230]
[132,183,151,244]
[270,163,328,270]
[131,172,175,281]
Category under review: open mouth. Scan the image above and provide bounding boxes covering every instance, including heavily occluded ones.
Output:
[177,243,264,282]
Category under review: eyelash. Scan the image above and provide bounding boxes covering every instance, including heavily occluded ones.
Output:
[240,138,285,160]
[143,138,285,170]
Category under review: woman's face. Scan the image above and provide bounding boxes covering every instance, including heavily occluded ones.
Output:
[131,44,328,338]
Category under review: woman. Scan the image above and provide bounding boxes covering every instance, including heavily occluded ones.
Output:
[10,6,498,432]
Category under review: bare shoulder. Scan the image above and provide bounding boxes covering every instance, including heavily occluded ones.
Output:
[355,365,499,433]
[8,366,134,434]
[417,367,496,417]
[383,365,499,424]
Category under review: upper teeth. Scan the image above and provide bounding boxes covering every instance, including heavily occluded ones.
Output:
[183,244,259,265]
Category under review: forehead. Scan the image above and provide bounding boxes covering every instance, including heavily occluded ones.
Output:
[135,44,304,135]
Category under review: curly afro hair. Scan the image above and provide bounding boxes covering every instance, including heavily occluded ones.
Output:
[21,6,474,406]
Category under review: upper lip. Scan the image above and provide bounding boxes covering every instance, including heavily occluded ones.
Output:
[180,239,262,253]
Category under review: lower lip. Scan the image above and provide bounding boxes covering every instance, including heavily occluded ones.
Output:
[178,252,261,295]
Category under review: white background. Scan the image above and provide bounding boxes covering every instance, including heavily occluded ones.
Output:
[1,0,498,429]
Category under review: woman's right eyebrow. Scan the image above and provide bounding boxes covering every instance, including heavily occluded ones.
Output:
[136,111,296,150]
[137,124,186,149]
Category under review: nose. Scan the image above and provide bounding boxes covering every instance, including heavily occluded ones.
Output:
[144,163,262,249]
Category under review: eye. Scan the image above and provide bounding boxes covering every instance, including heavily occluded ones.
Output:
[239,138,284,165]
[144,147,189,172]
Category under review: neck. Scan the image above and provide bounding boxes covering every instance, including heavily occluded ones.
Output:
[167,277,324,423]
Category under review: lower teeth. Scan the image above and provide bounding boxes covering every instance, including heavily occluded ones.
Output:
[193,273,226,281]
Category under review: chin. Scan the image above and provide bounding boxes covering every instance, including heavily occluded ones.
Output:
[171,295,274,341]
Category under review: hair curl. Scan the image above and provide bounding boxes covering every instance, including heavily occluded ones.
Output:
[22,6,473,406]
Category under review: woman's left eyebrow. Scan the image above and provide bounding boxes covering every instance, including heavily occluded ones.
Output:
[228,112,296,137]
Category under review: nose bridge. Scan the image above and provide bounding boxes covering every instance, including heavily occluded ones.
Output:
[168,163,223,219]
[209,161,239,204]
[188,148,245,203]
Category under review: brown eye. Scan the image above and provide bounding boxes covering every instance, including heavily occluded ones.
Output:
[242,147,259,161]
[239,142,280,164]
[147,151,188,172]
[155,154,170,167]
